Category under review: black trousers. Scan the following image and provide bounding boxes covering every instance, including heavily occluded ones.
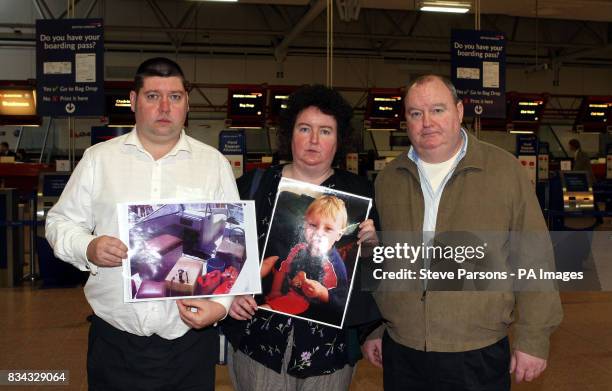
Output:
[382,332,511,391]
[87,315,218,391]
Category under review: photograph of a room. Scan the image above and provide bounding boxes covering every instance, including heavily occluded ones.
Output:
[126,202,249,301]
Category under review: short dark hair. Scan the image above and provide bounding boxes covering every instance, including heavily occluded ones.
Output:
[0,142,8,148]
[569,139,581,150]
[133,57,188,92]
[407,74,461,104]
[278,85,353,165]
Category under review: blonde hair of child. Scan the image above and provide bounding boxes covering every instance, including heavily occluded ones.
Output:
[304,195,348,231]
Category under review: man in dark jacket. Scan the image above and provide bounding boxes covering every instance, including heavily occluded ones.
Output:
[362,75,563,391]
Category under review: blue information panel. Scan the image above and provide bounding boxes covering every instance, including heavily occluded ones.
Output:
[36,19,104,117]
[451,29,506,118]
[219,130,246,178]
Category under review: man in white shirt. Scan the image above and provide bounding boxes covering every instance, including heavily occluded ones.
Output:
[46,57,239,390]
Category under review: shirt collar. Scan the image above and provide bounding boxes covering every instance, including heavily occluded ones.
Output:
[407,128,469,165]
[124,128,192,156]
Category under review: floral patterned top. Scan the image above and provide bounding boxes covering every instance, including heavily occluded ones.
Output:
[224,165,379,378]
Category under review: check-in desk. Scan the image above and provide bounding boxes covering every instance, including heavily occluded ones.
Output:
[548,171,600,276]
[559,171,596,230]
[35,171,86,286]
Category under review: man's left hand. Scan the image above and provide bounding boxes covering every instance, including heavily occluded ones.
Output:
[177,299,226,329]
[357,219,378,246]
[510,349,547,383]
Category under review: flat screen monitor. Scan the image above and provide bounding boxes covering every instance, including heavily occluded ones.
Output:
[228,90,265,118]
[575,97,611,131]
[562,172,589,192]
[368,94,402,120]
[105,92,134,126]
[583,102,610,124]
[0,87,40,126]
[268,91,291,120]
[512,99,545,122]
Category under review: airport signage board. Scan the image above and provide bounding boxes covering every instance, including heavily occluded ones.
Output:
[219,130,246,178]
[365,88,403,130]
[451,29,505,118]
[36,19,104,117]
[226,85,266,128]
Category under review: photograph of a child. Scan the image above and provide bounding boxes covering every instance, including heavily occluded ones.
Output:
[259,178,372,328]
[118,201,260,302]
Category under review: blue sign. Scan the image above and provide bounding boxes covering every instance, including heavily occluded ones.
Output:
[219,130,246,178]
[36,19,104,117]
[451,29,506,118]
[516,134,538,156]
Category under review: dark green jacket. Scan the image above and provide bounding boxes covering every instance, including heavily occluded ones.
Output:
[372,132,563,359]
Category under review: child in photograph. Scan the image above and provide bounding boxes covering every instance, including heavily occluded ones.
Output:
[265,195,349,323]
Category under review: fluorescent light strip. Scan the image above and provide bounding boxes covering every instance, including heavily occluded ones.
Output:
[420,5,470,13]
[509,130,535,134]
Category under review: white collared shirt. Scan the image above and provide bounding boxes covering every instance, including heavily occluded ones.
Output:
[46,128,239,339]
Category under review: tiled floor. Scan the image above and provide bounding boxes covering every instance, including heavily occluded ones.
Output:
[1,287,611,390]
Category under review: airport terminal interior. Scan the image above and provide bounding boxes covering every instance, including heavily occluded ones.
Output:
[1,0,612,390]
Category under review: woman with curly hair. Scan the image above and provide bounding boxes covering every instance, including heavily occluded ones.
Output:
[223,84,381,390]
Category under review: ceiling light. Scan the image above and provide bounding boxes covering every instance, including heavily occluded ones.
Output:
[418,1,471,13]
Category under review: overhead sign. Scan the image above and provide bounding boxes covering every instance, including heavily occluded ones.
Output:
[0,83,41,126]
[267,85,297,125]
[451,29,506,119]
[574,96,612,133]
[226,85,266,128]
[36,18,104,117]
[364,88,403,130]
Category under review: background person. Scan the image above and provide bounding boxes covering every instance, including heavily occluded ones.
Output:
[569,138,594,182]
[45,57,239,391]
[224,84,381,391]
[362,75,563,391]
[0,141,15,157]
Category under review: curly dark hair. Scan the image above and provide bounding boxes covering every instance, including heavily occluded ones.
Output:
[278,85,353,165]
